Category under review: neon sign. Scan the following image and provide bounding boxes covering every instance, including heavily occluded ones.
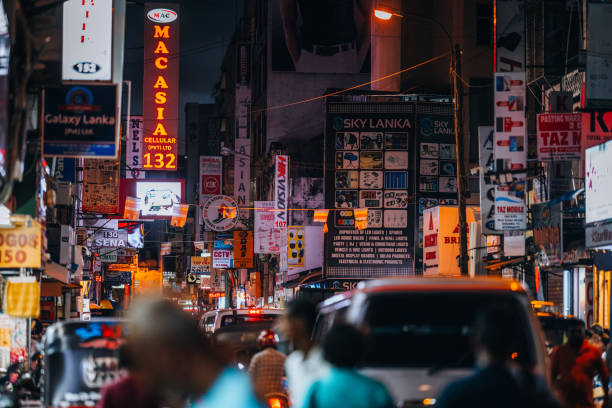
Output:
[143,3,179,170]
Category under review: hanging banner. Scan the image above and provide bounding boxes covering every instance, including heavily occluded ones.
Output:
[274,155,289,227]
[126,116,145,179]
[494,0,525,72]
[42,84,119,158]
[62,0,113,81]
[0,222,41,269]
[254,201,280,254]
[532,202,562,266]
[494,72,526,230]
[287,226,305,267]
[478,126,496,234]
[199,156,222,203]
[82,158,120,214]
[142,3,180,171]
[536,113,581,161]
[233,230,253,268]
[581,111,612,159]
[234,138,250,206]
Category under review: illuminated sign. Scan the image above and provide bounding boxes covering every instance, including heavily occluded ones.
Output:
[142,3,179,170]
[135,181,183,217]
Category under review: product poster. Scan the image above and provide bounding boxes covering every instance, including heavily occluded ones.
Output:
[360,171,383,189]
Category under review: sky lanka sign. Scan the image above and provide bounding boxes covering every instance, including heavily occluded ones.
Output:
[142,4,179,170]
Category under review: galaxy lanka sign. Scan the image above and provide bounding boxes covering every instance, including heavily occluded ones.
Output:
[142,4,179,170]
[42,84,119,158]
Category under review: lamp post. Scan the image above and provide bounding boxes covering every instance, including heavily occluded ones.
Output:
[374,7,469,276]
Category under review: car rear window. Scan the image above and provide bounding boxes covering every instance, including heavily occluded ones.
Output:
[363,292,535,368]
[221,314,279,327]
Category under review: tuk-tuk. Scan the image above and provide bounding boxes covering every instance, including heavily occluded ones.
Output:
[43,319,126,408]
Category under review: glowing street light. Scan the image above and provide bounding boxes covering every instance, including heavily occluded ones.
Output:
[374,9,393,20]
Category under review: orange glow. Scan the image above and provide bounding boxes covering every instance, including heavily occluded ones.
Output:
[248,308,262,316]
[268,398,282,408]
[154,56,168,69]
[374,9,393,20]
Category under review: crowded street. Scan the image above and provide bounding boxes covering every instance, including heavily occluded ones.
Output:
[0,0,610,407]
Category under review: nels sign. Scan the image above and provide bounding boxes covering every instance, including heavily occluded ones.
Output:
[143,4,179,171]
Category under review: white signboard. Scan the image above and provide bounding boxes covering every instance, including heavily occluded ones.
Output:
[62,0,113,81]
[494,72,527,231]
[126,116,145,179]
[478,126,496,234]
[199,156,222,203]
[202,195,239,232]
[212,249,232,268]
[234,139,251,206]
[274,155,289,227]
[495,0,525,72]
[586,140,612,224]
[254,201,280,254]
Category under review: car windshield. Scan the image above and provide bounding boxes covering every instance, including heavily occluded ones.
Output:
[220,314,279,327]
[363,292,535,369]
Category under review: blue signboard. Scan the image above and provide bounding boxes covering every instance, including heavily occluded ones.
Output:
[42,84,119,158]
[54,157,76,183]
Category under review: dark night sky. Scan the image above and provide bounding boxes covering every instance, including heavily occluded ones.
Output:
[124,0,242,142]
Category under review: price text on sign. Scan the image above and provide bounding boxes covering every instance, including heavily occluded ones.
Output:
[142,4,180,170]
[0,222,42,268]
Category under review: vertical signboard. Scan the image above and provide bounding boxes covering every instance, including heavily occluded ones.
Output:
[493,72,527,230]
[274,155,289,228]
[586,3,612,109]
[254,201,280,254]
[536,113,581,161]
[494,0,525,72]
[82,158,119,214]
[479,126,496,234]
[532,202,562,266]
[586,140,612,224]
[126,116,145,178]
[199,156,222,203]
[325,96,414,278]
[62,0,113,81]
[287,226,305,267]
[142,4,179,171]
[233,230,253,268]
[234,44,251,206]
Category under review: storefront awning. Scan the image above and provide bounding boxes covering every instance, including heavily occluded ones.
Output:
[41,279,78,297]
[45,262,71,284]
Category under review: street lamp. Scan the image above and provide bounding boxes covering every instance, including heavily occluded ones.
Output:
[374,6,469,276]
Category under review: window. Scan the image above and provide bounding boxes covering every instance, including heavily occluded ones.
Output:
[476,4,493,46]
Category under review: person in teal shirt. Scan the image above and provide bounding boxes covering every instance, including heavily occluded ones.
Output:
[301,324,394,408]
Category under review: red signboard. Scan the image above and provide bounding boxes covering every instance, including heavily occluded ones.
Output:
[582,111,612,158]
[201,175,221,195]
[143,4,180,171]
[536,113,581,161]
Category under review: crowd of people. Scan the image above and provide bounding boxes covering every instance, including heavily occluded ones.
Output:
[93,297,612,408]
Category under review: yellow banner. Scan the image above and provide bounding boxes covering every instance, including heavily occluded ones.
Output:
[0,222,41,269]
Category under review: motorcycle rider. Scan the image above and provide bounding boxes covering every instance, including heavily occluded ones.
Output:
[248,330,287,402]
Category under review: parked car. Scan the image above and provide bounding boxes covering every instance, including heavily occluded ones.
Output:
[314,278,548,407]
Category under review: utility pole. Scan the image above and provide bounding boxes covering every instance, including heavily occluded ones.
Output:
[453,44,469,276]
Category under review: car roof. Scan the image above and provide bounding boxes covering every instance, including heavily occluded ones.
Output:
[320,277,526,308]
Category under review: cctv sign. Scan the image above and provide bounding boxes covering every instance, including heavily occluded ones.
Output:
[142,3,180,171]
[62,0,113,81]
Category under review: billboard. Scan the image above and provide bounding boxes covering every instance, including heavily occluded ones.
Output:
[0,222,41,269]
[233,230,253,268]
[478,126,496,234]
[82,159,119,214]
[213,238,233,269]
[532,202,562,266]
[493,72,526,230]
[234,138,250,206]
[288,225,323,276]
[274,155,289,228]
[42,84,119,158]
[270,0,370,73]
[254,201,280,254]
[199,156,222,202]
[586,140,612,224]
[536,113,581,161]
[325,96,414,277]
[62,0,113,81]
[126,116,145,178]
[586,3,612,108]
[582,111,612,159]
[142,3,179,171]
[135,181,182,217]
[494,0,525,72]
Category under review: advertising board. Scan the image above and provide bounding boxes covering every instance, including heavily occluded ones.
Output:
[126,116,145,179]
[478,126,496,234]
[586,140,612,224]
[586,3,612,109]
[532,202,562,266]
[82,159,120,214]
[0,222,41,269]
[136,181,182,217]
[42,84,119,158]
[199,156,222,202]
[536,113,581,161]
[233,231,253,268]
[274,155,289,228]
[62,0,113,81]
[582,111,612,159]
[254,201,280,254]
[495,0,525,72]
[142,3,179,171]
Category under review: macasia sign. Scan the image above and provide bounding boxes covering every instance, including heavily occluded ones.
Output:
[142,3,179,170]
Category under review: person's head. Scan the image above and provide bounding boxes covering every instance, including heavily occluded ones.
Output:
[6,364,19,383]
[281,299,317,348]
[567,318,586,349]
[127,297,221,394]
[30,352,42,371]
[472,306,520,365]
[257,329,279,350]
[322,324,364,368]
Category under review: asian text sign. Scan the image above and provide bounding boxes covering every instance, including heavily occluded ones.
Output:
[537,114,581,161]
[233,231,253,268]
[142,3,179,171]
[0,222,41,269]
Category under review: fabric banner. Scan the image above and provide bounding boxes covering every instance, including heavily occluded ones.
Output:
[5,277,40,318]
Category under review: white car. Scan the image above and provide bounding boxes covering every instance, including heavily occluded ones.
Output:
[314,278,548,407]
[199,308,285,334]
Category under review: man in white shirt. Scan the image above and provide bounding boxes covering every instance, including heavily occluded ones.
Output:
[280,300,330,407]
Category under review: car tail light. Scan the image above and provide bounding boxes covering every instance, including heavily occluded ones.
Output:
[248,308,262,316]
[268,397,282,408]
